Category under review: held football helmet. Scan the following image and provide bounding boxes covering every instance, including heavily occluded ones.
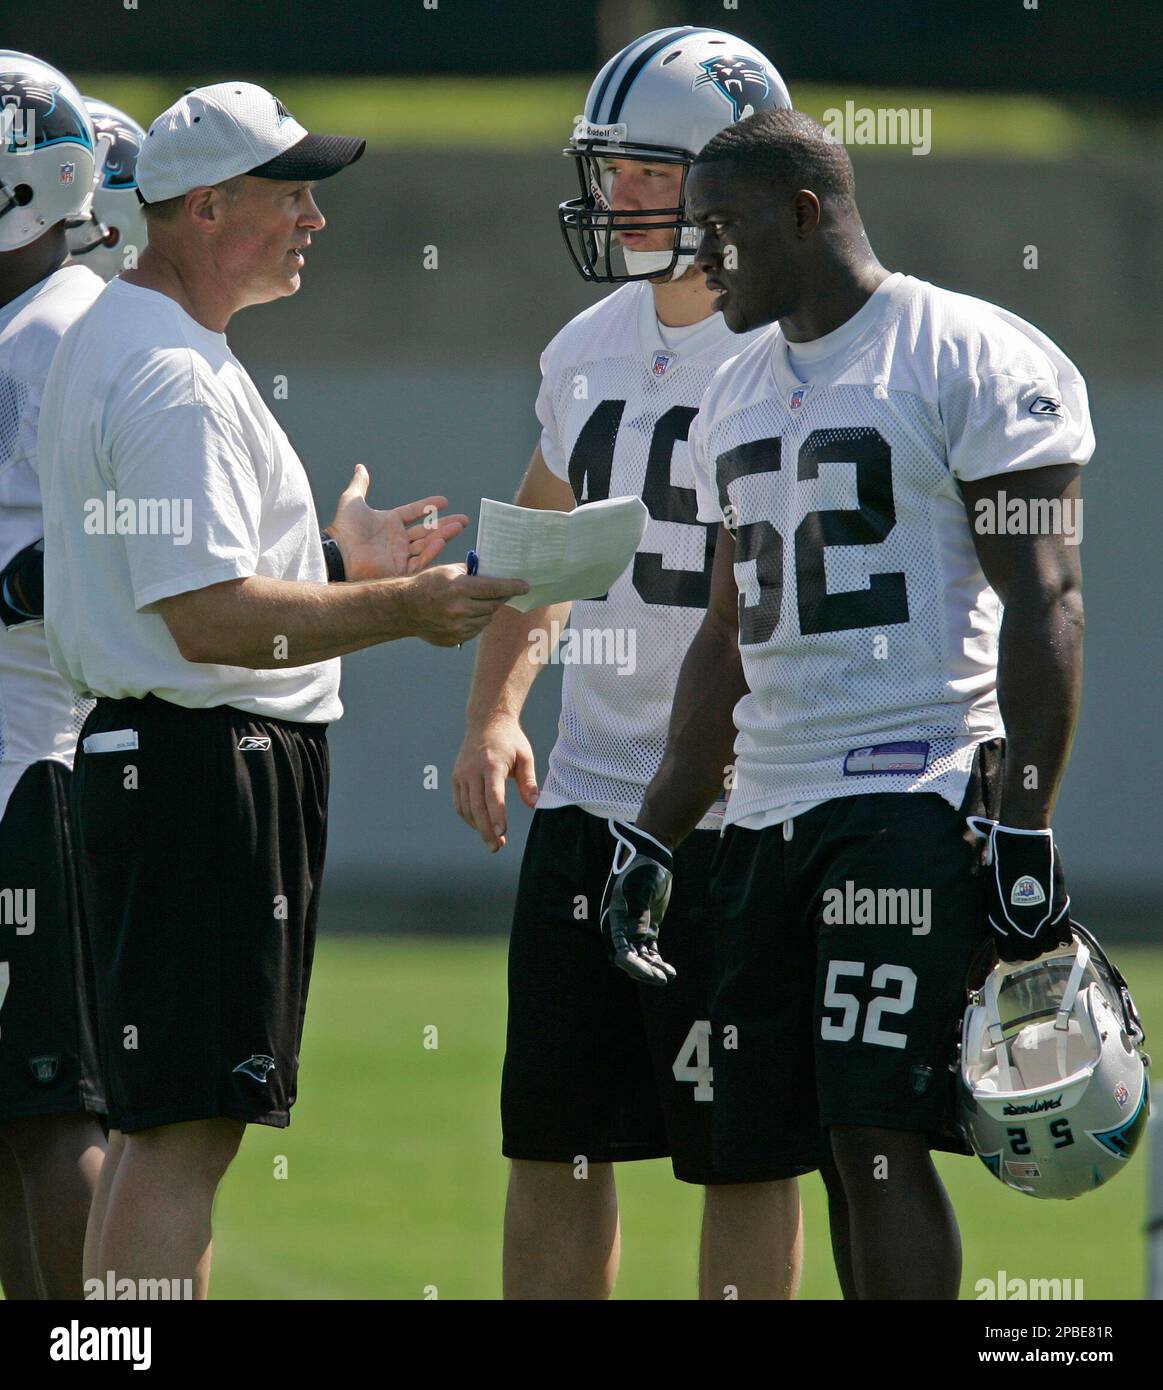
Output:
[959,921,1150,1199]
[67,97,147,280]
[559,26,790,283]
[0,50,96,252]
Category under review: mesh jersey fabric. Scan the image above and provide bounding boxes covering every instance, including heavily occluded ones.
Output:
[687,273,1093,825]
[0,265,104,824]
[534,281,767,826]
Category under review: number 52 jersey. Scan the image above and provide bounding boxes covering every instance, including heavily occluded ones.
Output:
[688,272,1094,825]
[534,281,769,826]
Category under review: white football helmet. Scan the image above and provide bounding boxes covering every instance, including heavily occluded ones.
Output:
[959,921,1150,1200]
[67,97,147,280]
[559,25,791,283]
[0,50,96,252]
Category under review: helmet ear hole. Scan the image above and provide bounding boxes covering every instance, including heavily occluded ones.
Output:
[12,184,34,207]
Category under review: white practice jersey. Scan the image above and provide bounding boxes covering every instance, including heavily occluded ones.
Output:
[0,265,104,824]
[536,282,767,826]
[689,272,1094,826]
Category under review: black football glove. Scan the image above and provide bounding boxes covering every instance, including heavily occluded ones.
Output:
[0,538,44,628]
[600,819,676,987]
[968,817,1073,962]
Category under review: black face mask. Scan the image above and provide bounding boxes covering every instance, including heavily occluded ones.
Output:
[558,141,695,284]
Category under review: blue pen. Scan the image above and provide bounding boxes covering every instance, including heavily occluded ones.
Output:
[455,551,480,649]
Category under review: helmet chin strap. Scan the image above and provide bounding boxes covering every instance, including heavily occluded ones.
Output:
[622,247,696,281]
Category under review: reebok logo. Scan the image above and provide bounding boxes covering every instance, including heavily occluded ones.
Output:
[238,736,272,752]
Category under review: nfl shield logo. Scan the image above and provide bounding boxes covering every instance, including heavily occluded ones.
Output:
[1114,1082,1130,1107]
[789,386,807,409]
[59,162,75,184]
[651,351,675,377]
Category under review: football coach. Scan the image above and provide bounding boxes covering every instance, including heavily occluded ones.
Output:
[37,82,527,1298]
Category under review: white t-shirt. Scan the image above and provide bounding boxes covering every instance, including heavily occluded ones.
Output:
[38,278,342,723]
[533,280,766,827]
[688,272,1093,826]
[0,265,104,824]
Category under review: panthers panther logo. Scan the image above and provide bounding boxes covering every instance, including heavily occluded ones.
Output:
[233,1054,277,1083]
[90,114,142,190]
[0,74,92,156]
[693,56,773,122]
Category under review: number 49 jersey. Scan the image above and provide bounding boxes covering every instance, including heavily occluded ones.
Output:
[535,281,767,826]
[689,272,1094,826]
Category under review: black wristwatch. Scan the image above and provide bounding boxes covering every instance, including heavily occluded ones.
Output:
[320,530,346,583]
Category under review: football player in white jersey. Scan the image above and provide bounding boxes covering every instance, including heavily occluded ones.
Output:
[0,52,108,1298]
[453,27,817,1300]
[66,97,148,282]
[606,109,1092,1298]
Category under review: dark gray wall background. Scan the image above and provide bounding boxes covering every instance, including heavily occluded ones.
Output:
[225,150,1162,936]
[23,0,1161,99]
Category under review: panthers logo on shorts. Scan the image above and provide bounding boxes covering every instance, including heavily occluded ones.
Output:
[233,1054,277,1083]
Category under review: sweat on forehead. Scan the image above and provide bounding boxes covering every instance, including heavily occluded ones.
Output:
[693,108,856,207]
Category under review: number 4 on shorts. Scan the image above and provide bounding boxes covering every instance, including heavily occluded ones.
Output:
[673,1019,714,1101]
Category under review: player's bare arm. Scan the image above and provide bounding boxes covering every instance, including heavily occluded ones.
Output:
[155,566,528,665]
[961,461,1084,829]
[961,460,1083,961]
[452,444,575,852]
[636,524,747,848]
[599,523,745,985]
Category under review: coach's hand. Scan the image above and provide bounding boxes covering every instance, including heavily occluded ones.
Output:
[968,817,1073,962]
[328,465,470,581]
[403,564,529,649]
[601,820,676,987]
[453,715,539,853]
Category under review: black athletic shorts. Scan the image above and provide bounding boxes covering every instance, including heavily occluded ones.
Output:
[708,740,1003,1181]
[0,760,105,1122]
[502,804,815,1184]
[71,693,329,1133]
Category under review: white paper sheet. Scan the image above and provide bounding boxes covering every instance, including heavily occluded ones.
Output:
[474,495,649,612]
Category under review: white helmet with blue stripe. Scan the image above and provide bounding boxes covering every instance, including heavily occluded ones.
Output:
[0,50,96,252]
[67,98,147,281]
[959,921,1150,1200]
[559,25,791,283]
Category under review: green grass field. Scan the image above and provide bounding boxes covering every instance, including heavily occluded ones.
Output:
[74,75,1145,160]
[208,934,1161,1300]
